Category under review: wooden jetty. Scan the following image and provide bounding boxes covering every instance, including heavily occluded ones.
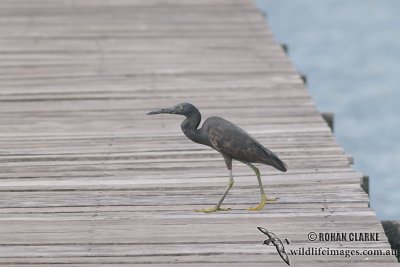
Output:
[0,0,397,266]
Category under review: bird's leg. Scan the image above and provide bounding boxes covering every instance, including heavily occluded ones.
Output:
[216,169,234,209]
[195,169,234,213]
[246,163,277,211]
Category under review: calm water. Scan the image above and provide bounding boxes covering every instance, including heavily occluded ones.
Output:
[255,0,400,220]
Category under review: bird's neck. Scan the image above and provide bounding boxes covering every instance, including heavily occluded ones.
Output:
[181,108,203,144]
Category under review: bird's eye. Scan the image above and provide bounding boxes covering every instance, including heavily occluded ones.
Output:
[179,106,183,110]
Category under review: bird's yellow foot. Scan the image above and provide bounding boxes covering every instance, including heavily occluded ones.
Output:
[195,206,231,213]
[247,195,278,211]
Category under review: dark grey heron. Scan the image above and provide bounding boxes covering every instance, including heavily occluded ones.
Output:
[147,103,287,213]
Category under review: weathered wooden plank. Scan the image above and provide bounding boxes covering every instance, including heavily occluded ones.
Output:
[0,0,394,265]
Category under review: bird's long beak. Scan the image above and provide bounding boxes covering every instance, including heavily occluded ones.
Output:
[146,108,175,115]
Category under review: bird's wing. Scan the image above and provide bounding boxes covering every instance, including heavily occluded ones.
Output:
[257,227,272,238]
[268,231,280,241]
[207,120,262,163]
[277,249,291,266]
[269,232,291,266]
[206,118,287,171]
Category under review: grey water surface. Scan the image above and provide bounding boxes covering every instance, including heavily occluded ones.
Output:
[255,0,400,219]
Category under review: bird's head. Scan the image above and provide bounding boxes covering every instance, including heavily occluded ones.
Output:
[263,238,273,246]
[146,103,197,117]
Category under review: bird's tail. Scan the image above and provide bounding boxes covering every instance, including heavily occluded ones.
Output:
[268,151,287,172]
[258,145,287,172]
[254,142,288,172]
